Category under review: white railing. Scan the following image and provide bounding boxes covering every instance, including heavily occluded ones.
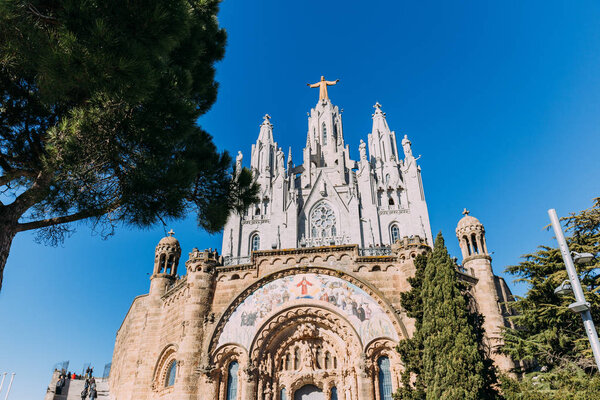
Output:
[223,256,251,266]
[359,247,392,256]
[300,235,350,248]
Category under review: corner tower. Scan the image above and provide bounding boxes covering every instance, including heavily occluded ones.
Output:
[150,230,181,296]
[456,210,515,371]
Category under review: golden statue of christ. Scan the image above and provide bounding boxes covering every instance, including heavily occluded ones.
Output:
[307,76,339,101]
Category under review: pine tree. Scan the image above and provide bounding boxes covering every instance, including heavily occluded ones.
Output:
[502,198,600,372]
[0,0,259,290]
[422,233,492,399]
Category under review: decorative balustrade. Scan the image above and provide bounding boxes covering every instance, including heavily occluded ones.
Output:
[358,247,392,256]
[223,255,252,266]
[300,235,350,248]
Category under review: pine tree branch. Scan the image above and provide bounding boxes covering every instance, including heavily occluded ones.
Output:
[15,202,120,232]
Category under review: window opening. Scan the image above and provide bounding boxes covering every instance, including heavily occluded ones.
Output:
[226,361,239,400]
[378,356,393,400]
[251,234,260,252]
[165,360,176,387]
[391,225,400,244]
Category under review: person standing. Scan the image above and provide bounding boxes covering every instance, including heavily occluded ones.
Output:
[55,376,65,395]
[80,386,88,400]
[89,379,97,400]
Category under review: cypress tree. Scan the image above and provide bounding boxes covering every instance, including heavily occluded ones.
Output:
[396,253,427,399]
[420,232,492,400]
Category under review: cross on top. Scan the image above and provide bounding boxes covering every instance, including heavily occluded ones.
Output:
[263,114,271,121]
[462,208,470,216]
[374,102,382,109]
[167,229,175,237]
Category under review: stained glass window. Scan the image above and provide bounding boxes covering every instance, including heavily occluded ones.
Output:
[390,225,400,244]
[251,234,260,252]
[378,356,393,400]
[310,203,336,238]
[330,387,338,400]
[165,360,176,387]
[226,361,239,400]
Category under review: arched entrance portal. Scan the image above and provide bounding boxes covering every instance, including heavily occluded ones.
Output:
[208,271,405,399]
[295,384,323,400]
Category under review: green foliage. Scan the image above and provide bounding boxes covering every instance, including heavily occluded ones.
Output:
[502,198,600,372]
[500,365,600,400]
[396,233,500,399]
[0,0,259,288]
[396,254,427,399]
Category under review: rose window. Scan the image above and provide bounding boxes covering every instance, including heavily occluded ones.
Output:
[310,203,337,237]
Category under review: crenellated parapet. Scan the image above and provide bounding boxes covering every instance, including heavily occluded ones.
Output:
[185,248,221,273]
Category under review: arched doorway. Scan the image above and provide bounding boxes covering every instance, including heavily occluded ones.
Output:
[294,384,323,400]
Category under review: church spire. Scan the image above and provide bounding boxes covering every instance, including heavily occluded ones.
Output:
[368,102,398,163]
[258,114,273,142]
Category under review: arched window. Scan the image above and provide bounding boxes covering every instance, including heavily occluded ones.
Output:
[226,361,239,400]
[310,202,337,238]
[471,233,479,254]
[255,207,261,215]
[322,122,327,145]
[333,123,338,143]
[285,354,291,370]
[158,253,166,273]
[280,387,287,400]
[165,360,176,387]
[330,387,338,400]
[390,225,400,244]
[294,348,301,370]
[385,174,390,185]
[378,356,393,400]
[464,235,471,255]
[250,234,260,252]
[166,254,174,274]
[388,197,394,206]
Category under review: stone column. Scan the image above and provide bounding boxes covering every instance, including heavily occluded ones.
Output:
[243,364,258,400]
[356,358,374,399]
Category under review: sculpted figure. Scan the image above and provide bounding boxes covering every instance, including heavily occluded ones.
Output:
[307,76,339,101]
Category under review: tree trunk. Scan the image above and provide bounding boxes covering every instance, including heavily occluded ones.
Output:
[0,220,18,292]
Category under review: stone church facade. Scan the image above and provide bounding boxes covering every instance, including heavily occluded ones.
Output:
[109,80,515,400]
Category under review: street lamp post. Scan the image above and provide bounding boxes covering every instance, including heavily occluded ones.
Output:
[548,208,600,371]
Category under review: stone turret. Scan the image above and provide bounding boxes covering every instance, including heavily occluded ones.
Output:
[150,230,181,296]
[173,248,220,398]
[456,210,515,371]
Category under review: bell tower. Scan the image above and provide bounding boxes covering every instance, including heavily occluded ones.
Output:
[150,230,181,296]
[456,210,515,371]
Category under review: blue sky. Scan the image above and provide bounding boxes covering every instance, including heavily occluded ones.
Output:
[2,1,600,399]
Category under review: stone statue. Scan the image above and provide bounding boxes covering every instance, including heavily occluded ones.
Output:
[235,151,243,175]
[277,148,284,172]
[401,135,412,157]
[307,76,339,101]
[359,139,367,161]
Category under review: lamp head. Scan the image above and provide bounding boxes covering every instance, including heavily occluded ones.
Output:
[572,252,596,265]
[554,280,573,296]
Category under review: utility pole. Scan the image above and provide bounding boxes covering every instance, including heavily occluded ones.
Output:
[3,373,14,400]
[0,373,6,394]
[548,208,600,371]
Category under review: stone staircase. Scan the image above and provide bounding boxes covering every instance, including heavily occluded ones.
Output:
[45,374,110,400]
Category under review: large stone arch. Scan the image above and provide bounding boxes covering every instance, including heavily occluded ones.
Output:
[209,266,407,356]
